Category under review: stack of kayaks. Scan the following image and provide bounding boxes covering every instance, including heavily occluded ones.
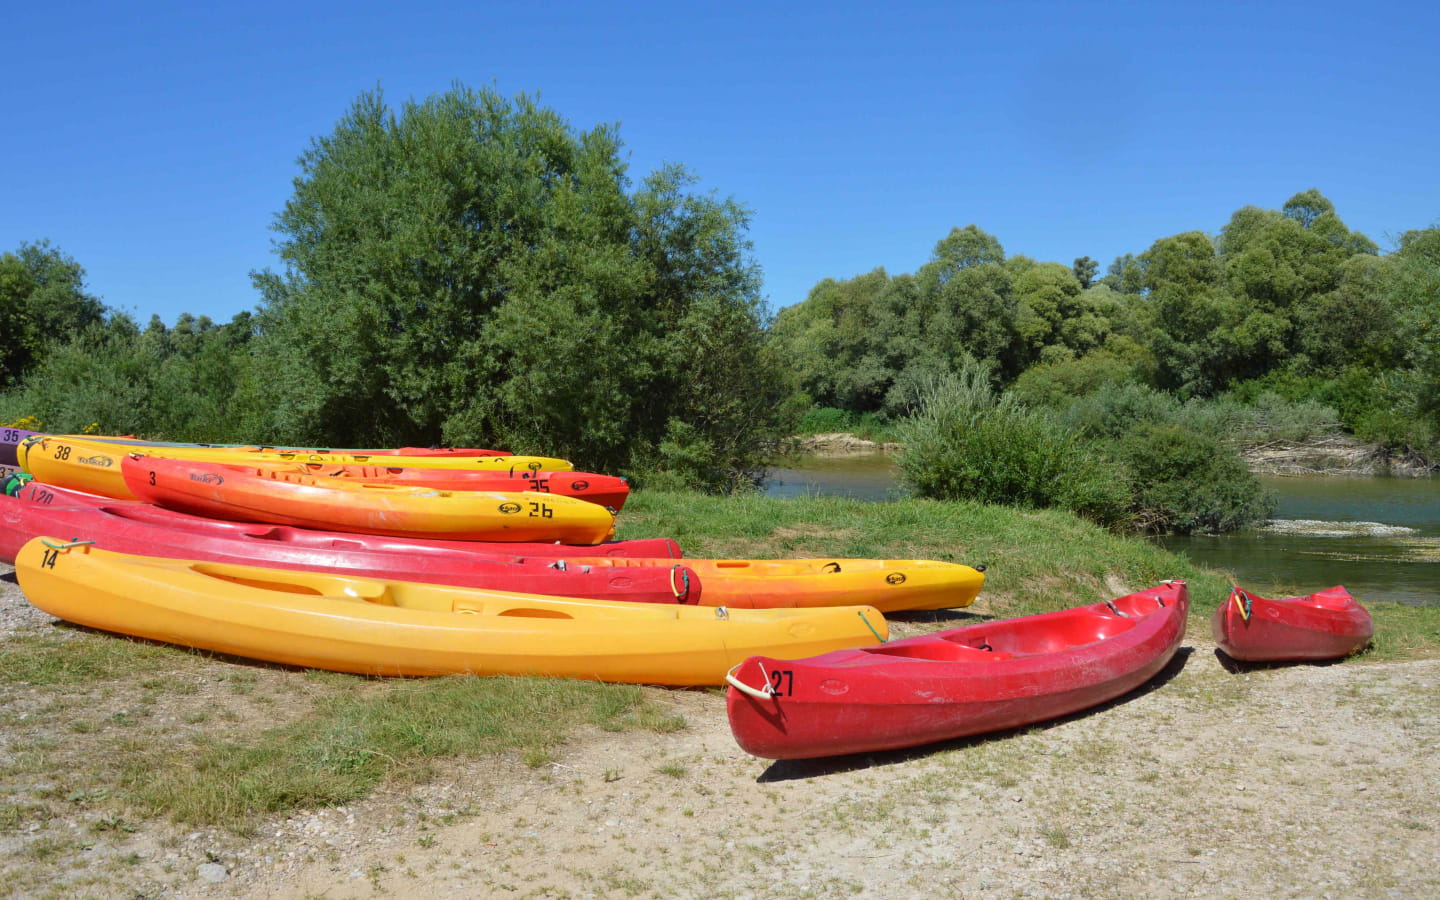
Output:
[16,434,572,500]
[7,429,1376,757]
[3,431,990,687]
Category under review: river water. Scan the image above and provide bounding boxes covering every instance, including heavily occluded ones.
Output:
[765,454,1439,607]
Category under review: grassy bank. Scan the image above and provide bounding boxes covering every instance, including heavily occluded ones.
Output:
[3,489,1437,850]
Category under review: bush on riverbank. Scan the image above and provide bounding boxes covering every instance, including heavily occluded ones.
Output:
[892,361,1274,534]
[892,365,1133,530]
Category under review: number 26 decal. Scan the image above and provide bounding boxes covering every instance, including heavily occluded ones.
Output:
[527,501,554,519]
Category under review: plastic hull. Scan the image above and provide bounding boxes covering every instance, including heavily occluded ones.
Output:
[251,463,630,511]
[726,582,1189,759]
[0,427,38,467]
[120,456,616,543]
[5,478,679,555]
[557,556,985,611]
[18,434,571,499]
[0,496,699,603]
[52,433,511,456]
[1212,586,1373,662]
[14,538,887,684]
[2,479,680,558]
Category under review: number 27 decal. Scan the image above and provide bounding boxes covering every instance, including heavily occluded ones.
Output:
[768,669,795,696]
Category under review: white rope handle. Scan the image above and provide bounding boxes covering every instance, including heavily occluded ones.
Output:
[723,660,774,701]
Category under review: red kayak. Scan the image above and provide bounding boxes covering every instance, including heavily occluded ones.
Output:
[726,582,1189,759]
[1,476,681,560]
[1212,586,1373,662]
[0,491,699,603]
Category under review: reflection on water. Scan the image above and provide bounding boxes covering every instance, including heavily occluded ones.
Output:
[766,457,1438,607]
[1160,476,1439,607]
[765,454,904,502]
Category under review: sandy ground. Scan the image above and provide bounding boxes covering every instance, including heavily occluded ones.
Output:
[3,569,1439,900]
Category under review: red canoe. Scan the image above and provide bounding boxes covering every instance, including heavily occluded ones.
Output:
[725,582,1189,759]
[1212,586,1373,662]
[1,476,681,560]
[0,492,699,603]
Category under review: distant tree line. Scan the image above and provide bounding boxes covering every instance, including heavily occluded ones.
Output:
[772,189,1440,462]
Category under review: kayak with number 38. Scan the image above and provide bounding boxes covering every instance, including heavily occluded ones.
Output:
[17,434,572,499]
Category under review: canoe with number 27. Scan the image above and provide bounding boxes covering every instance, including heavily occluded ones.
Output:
[725,582,1189,759]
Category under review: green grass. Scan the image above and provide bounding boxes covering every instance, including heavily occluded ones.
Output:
[622,489,1226,619]
[114,675,679,826]
[0,630,200,686]
[619,489,1440,650]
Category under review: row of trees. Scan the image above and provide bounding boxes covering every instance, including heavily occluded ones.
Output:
[772,190,1440,459]
[4,83,1435,504]
[1,85,797,490]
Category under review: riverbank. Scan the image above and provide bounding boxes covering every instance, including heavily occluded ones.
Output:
[4,491,1438,898]
[794,431,1438,477]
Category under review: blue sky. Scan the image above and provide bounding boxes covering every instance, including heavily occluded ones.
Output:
[4,1,1437,326]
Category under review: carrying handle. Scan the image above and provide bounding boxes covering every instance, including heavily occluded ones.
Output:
[724,660,775,701]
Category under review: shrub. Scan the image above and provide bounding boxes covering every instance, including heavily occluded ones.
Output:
[1113,423,1275,533]
[1059,382,1180,439]
[895,365,1132,529]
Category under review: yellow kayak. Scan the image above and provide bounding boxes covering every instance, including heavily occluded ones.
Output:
[560,557,986,611]
[14,538,888,684]
[18,434,572,500]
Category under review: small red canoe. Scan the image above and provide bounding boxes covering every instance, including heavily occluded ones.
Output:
[1,476,681,559]
[1212,586,1373,662]
[0,492,699,603]
[726,582,1189,760]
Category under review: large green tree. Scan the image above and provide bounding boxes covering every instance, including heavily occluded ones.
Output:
[246,85,788,489]
[0,241,106,386]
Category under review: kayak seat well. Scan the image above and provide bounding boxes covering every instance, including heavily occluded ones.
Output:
[983,611,1137,655]
[870,641,1014,662]
[496,607,574,619]
[189,565,325,595]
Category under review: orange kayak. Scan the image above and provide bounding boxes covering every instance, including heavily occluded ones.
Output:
[557,556,985,611]
[120,455,616,544]
[255,462,630,511]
